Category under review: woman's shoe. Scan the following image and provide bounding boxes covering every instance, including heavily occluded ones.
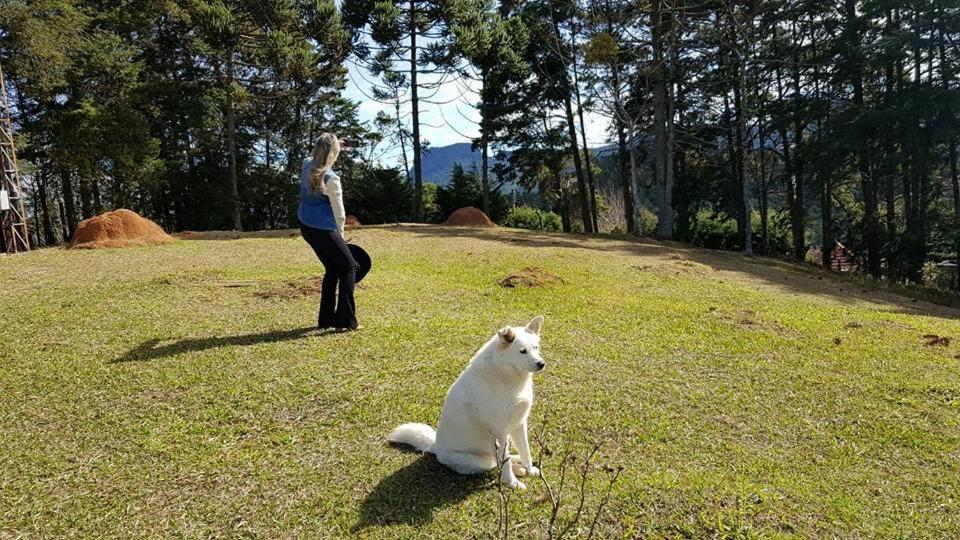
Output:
[336,324,361,332]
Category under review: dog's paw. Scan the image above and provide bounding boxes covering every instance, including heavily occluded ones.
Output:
[513,464,540,477]
[506,478,527,490]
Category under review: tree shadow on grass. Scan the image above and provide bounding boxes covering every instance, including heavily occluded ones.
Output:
[112,326,323,363]
[400,225,960,320]
[353,451,492,532]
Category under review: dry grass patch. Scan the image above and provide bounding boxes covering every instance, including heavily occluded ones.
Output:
[498,267,563,288]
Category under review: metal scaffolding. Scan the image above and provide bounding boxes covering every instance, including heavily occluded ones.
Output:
[0,63,30,254]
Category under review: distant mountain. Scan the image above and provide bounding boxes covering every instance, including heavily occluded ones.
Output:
[413,141,628,190]
[416,142,501,186]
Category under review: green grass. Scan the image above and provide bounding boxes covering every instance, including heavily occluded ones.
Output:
[1,225,959,538]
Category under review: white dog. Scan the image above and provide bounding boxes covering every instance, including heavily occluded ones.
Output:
[388,316,546,489]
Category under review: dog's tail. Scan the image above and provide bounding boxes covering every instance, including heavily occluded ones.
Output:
[387,423,436,453]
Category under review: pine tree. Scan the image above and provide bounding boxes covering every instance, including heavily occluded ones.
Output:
[447,0,528,217]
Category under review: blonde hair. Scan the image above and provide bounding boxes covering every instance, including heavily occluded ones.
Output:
[308,133,341,193]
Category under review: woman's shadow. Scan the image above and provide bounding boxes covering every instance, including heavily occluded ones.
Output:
[353,450,492,532]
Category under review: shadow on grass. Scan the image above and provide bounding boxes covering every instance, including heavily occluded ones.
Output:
[112,326,322,363]
[353,452,491,532]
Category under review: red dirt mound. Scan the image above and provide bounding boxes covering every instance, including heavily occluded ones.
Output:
[346,215,362,227]
[444,206,495,227]
[70,209,175,249]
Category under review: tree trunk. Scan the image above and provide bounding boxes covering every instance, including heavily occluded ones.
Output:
[951,140,960,289]
[733,56,751,255]
[59,167,75,239]
[550,9,592,233]
[811,26,831,271]
[480,69,490,216]
[395,94,410,180]
[575,97,598,233]
[608,16,634,234]
[788,26,806,260]
[79,177,93,220]
[562,97,591,233]
[225,48,242,231]
[572,51,599,232]
[774,66,798,259]
[628,128,644,234]
[37,165,56,245]
[91,178,102,215]
[410,0,424,222]
[883,11,897,277]
[723,92,738,233]
[616,120,634,234]
[29,178,43,247]
[845,0,878,277]
[651,0,672,239]
[287,99,303,177]
[758,114,769,255]
[265,132,272,170]
[820,168,833,272]
[553,170,572,233]
[939,22,958,288]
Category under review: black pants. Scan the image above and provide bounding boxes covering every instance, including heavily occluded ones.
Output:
[300,224,358,329]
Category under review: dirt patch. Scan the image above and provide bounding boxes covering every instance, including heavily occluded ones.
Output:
[70,209,175,249]
[445,206,495,227]
[254,277,322,299]
[922,334,952,347]
[709,308,794,336]
[498,267,563,288]
[253,276,367,299]
[844,322,863,329]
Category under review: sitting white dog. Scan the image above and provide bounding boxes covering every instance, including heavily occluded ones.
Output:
[388,316,546,489]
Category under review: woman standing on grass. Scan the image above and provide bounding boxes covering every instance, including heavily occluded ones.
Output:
[299,133,359,331]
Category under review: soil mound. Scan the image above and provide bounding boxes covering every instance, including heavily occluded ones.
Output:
[346,215,362,227]
[70,209,175,249]
[444,206,495,227]
[498,267,563,288]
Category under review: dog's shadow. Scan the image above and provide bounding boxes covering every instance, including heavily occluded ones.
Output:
[353,450,492,532]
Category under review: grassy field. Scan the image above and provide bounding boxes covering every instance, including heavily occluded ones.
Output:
[1,225,959,538]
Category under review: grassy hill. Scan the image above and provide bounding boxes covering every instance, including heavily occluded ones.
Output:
[1,226,958,537]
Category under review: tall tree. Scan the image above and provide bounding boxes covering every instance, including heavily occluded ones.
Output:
[649,0,674,239]
[448,0,528,217]
[343,0,455,222]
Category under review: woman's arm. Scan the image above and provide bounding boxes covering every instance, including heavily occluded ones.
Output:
[324,176,347,235]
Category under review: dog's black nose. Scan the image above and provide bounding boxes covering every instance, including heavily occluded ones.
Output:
[536,361,545,370]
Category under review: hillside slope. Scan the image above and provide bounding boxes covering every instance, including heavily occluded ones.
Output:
[1,226,958,537]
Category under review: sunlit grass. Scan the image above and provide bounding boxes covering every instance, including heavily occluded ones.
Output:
[1,225,958,537]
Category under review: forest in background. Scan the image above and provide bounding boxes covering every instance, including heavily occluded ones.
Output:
[1,0,959,290]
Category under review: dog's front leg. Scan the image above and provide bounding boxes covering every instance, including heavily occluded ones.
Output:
[496,433,525,489]
[510,421,539,477]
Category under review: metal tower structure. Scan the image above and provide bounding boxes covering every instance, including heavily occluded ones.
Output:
[0,63,30,254]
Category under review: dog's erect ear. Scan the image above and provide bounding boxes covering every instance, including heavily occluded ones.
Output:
[526,315,544,335]
[498,326,516,345]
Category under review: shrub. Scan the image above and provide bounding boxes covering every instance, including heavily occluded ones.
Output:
[923,261,958,291]
[637,207,658,236]
[342,166,413,224]
[691,210,739,250]
[503,206,562,231]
